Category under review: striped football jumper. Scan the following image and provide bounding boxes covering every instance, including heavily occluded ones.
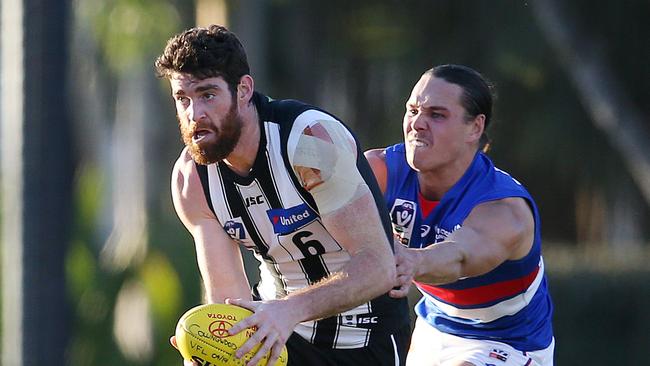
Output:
[196,92,409,349]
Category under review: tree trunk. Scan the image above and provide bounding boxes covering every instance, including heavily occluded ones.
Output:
[1,0,73,364]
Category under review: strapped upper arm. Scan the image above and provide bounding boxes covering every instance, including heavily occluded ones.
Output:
[286,111,367,217]
[286,112,393,270]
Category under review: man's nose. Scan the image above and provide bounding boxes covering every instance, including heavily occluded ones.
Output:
[188,101,207,123]
[411,112,427,131]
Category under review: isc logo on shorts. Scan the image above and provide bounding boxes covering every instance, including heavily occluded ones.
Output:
[341,314,379,327]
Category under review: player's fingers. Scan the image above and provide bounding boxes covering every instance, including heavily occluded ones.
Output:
[236,327,266,359]
[229,314,257,336]
[395,261,415,276]
[246,334,277,366]
[389,285,409,298]
[172,336,197,366]
[403,276,415,288]
[389,289,406,298]
[396,274,412,287]
[265,342,283,366]
[226,298,257,312]
[393,274,404,287]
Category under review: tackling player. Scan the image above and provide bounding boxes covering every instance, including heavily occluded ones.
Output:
[365,65,555,366]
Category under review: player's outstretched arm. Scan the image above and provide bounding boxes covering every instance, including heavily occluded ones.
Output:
[171,148,252,303]
[400,197,535,288]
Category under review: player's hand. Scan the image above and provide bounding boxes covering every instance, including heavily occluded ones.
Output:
[390,243,418,298]
[226,298,298,366]
[169,336,200,366]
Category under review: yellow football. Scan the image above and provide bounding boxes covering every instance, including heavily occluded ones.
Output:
[175,303,288,366]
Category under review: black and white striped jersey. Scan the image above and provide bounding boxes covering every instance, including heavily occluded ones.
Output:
[196,92,409,349]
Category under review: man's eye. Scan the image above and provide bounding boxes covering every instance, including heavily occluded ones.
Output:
[409,109,418,116]
[203,93,215,100]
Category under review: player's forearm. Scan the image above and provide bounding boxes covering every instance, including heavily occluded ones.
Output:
[194,238,252,303]
[413,241,465,285]
[286,186,395,321]
[201,270,252,303]
[283,248,394,323]
[203,281,252,304]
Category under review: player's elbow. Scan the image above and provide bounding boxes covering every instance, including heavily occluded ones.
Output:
[352,246,395,294]
[375,251,397,293]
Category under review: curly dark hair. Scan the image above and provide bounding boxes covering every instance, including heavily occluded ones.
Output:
[154,25,250,95]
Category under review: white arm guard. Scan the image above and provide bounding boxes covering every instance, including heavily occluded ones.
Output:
[287,111,369,216]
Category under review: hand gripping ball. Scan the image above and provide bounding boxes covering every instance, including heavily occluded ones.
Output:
[175,303,288,366]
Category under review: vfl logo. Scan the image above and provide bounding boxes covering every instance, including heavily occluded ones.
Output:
[267,203,317,234]
[223,219,246,241]
[392,201,415,227]
[209,320,233,339]
[390,199,417,246]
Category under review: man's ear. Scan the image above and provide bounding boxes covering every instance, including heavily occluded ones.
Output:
[237,75,255,104]
[466,114,485,143]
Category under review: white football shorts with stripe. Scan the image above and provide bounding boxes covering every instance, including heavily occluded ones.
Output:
[407,318,555,366]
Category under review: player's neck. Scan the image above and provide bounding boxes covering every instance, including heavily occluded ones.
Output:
[223,105,260,176]
[417,150,476,200]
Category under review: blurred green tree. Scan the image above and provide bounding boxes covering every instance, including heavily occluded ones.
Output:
[65,0,197,364]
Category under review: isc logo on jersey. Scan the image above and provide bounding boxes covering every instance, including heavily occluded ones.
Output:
[267,203,318,234]
[244,194,265,207]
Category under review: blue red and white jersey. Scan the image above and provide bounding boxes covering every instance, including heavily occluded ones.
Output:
[384,143,554,351]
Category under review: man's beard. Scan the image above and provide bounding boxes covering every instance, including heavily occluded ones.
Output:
[179,103,243,165]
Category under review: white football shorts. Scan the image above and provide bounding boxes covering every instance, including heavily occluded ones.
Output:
[406,317,555,366]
